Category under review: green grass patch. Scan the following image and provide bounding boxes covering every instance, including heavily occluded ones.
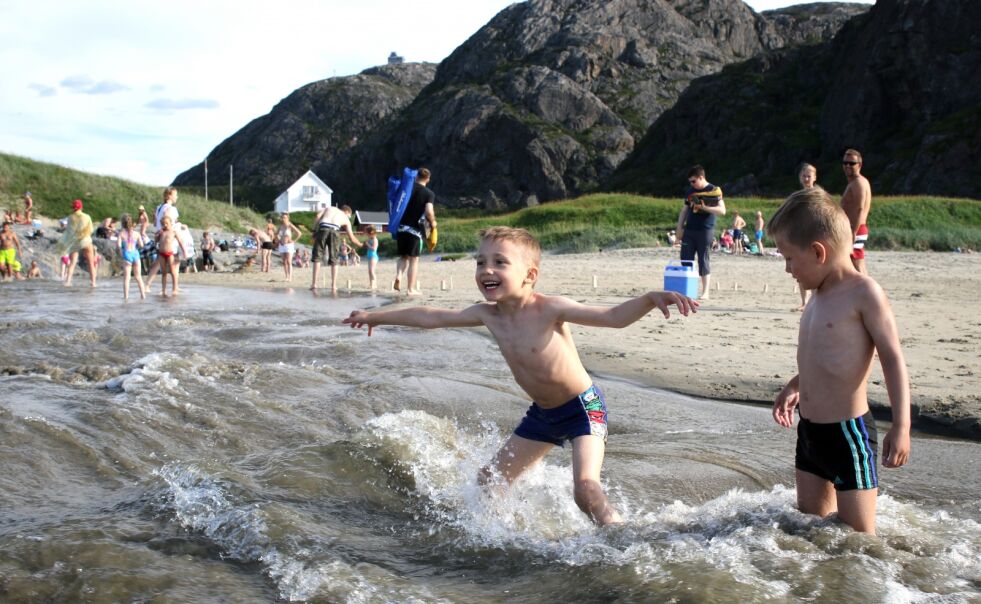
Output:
[0,152,265,232]
[433,193,981,255]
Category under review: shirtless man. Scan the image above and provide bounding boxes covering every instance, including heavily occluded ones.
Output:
[310,204,362,293]
[0,221,23,281]
[840,149,872,274]
[22,192,33,223]
[731,212,747,256]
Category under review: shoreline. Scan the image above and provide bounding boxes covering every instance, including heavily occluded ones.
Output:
[173,247,981,442]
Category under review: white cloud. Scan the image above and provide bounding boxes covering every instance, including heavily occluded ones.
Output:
[28,83,56,97]
[145,98,220,111]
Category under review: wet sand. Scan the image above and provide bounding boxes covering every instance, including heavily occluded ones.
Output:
[178,246,981,441]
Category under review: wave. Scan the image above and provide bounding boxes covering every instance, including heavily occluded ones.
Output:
[352,410,981,602]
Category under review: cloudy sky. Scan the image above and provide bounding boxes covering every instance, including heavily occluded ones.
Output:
[0,0,873,187]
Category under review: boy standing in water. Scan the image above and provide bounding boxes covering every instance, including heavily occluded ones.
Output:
[768,187,910,535]
[155,215,186,296]
[344,227,697,525]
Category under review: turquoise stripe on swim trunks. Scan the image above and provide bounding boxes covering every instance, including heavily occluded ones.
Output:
[841,417,875,489]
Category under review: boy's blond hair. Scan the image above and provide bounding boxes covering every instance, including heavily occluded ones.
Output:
[767,186,852,253]
[479,226,541,266]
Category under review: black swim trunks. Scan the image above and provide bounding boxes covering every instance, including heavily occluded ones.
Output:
[796,410,878,491]
[514,384,608,446]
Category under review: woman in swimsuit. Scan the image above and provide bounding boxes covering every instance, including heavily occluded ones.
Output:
[277,212,302,282]
[118,213,147,300]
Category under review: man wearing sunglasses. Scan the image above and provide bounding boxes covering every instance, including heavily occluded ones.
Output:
[841,149,871,274]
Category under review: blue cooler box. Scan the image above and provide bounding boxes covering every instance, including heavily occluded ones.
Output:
[664,261,698,298]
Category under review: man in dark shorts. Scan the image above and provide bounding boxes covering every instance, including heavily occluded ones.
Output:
[394,168,437,295]
[675,164,726,300]
[310,204,361,293]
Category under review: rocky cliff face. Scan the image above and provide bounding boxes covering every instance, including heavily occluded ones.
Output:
[172,1,865,210]
[327,0,866,210]
[609,0,981,199]
[171,63,437,206]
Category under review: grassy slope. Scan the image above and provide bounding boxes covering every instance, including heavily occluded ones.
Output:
[0,152,265,232]
[3,152,978,254]
[436,193,981,255]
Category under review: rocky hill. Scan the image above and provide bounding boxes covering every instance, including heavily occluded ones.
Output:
[326,0,867,210]
[608,0,981,198]
[172,0,865,211]
[171,62,437,207]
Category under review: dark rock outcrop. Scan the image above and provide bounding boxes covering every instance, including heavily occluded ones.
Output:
[327,0,866,210]
[608,0,981,199]
[171,1,865,210]
[171,63,437,208]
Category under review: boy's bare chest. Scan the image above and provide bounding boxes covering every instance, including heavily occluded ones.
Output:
[486,315,560,356]
[799,305,871,369]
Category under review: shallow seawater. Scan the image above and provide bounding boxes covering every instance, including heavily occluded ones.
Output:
[0,281,979,603]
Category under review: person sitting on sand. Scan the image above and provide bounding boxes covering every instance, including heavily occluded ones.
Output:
[236,256,256,272]
[769,187,910,535]
[344,226,697,526]
[26,260,42,279]
[155,214,186,296]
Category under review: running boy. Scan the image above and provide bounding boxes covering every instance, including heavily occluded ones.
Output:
[344,227,697,525]
[768,187,910,534]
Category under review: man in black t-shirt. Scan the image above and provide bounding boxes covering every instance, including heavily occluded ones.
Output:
[675,164,726,300]
[394,167,437,295]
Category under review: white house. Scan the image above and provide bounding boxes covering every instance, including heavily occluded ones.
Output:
[273,170,333,214]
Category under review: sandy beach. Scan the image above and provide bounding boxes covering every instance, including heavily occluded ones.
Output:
[175,246,981,441]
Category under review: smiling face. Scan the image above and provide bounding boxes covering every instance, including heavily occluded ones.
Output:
[474,238,537,302]
[842,152,862,178]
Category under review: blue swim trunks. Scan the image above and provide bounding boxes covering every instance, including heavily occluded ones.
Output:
[513,384,608,446]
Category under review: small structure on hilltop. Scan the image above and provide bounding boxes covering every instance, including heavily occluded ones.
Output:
[387,52,404,65]
[354,210,388,234]
[273,170,333,214]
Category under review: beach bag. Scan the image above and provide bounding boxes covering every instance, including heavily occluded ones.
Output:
[387,167,417,240]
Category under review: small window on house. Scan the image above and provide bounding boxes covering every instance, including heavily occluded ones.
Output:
[303,185,318,198]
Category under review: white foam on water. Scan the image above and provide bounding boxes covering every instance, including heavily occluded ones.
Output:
[357,410,981,602]
[154,463,448,603]
[105,352,185,396]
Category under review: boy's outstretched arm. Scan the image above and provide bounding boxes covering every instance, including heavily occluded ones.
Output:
[555,290,697,329]
[773,375,799,428]
[861,282,911,468]
[343,304,485,336]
